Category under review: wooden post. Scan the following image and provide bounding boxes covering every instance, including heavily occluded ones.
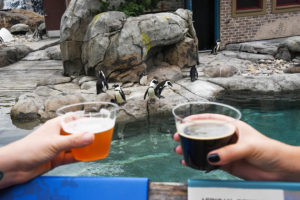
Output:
[149,182,187,200]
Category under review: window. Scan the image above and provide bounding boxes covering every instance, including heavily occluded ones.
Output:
[272,0,300,13]
[277,0,300,6]
[237,0,262,10]
[233,0,266,17]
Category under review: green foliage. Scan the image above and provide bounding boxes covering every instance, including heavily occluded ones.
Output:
[99,0,162,16]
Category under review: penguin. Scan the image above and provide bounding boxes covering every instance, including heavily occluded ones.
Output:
[211,39,221,55]
[96,70,109,94]
[113,84,126,105]
[144,79,159,104]
[190,65,198,82]
[155,80,173,99]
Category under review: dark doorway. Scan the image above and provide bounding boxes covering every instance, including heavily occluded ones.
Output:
[192,0,215,50]
[43,0,66,31]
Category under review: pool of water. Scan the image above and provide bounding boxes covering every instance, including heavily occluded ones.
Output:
[1,94,300,182]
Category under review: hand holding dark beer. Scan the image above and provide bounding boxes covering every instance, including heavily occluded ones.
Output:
[172,102,241,171]
[173,113,300,182]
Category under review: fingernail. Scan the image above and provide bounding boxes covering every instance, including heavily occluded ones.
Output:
[208,153,220,163]
[82,132,94,145]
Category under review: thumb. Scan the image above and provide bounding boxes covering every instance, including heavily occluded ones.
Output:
[207,143,249,166]
[56,132,95,151]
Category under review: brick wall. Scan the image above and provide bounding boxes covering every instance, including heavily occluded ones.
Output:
[220,0,300,48]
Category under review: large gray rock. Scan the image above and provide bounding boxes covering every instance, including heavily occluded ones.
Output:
[208,74,300,93]
[226,38,283,56]
[43,93,86,119]
[222,51,274,62]
[275,36,300,60]
[61,4,198,82]
[88,10,192,82]
[60,0,101,75]
[81,11,126,75]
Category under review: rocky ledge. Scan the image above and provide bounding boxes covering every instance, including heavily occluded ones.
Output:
[9,51,300,124]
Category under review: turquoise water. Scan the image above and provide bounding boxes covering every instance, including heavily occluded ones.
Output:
[47,97,300,182]
[1,95,300,182]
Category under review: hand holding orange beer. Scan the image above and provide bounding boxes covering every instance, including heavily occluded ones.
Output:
[56,102,118,161]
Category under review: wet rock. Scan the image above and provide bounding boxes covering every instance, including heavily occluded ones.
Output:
[275,46,291,61]
[11,93,44,121]
[0,45,32,67]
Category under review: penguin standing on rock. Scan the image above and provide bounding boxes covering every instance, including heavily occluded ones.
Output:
[155,80,173,99]
[144,79,159,104]
[113,84,126,105]
[190,65,198,82]
[211,39,221,55]
[96,70,109,94]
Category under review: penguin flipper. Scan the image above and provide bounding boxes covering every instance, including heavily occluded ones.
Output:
[120,90,126,101]
[105,81,109,90]
[144,89,148,100]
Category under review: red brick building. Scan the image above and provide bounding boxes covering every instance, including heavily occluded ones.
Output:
[172,0,300,50]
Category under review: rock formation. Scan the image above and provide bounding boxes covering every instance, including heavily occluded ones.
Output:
[60,1,198,83]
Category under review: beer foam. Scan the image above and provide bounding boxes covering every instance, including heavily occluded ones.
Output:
[62,117,115,134]
[177,119,235,140]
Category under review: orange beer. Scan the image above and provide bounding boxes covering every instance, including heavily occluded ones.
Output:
[61,117,115,161]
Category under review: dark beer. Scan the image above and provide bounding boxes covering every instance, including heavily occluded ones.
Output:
[177,119,236,171]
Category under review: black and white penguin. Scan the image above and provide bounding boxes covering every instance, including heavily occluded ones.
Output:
[144,79,159,104]
[190,65,198,82]
[155,80,173,99]
[96,70,109,95]
[113,84,126,105]
[211,39,221,55]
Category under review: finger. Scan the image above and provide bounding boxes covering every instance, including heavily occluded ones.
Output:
[175,145,182,155]
[173,133,180,142]
[207,142,249,166]
[56,132,95,151]
[51,151,77,169]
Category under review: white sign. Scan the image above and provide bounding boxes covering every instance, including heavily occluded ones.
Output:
[189,187,284,200]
